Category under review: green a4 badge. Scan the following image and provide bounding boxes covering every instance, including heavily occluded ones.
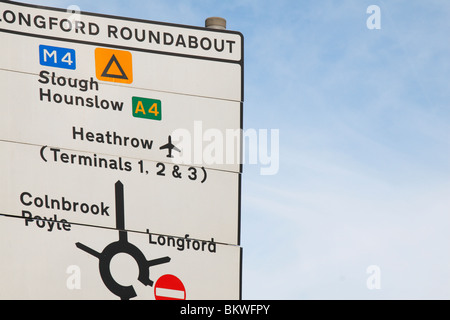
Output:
[132,97,162,121]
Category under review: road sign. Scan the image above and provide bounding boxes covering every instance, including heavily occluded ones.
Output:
[0,0,243,300]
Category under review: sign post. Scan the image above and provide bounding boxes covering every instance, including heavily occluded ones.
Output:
[0,0,243,300]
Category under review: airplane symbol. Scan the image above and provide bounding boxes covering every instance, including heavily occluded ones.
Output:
[160,136,181,158]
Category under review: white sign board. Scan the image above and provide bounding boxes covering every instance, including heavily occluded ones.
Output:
[0,214,242,300]
[0,0,243,300]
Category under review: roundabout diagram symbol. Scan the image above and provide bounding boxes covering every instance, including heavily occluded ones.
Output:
[76,181,171,300]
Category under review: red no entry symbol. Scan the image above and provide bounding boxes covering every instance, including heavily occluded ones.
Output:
[154,274,186,300]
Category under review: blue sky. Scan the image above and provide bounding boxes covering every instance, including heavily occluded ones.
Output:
[16,0,450,299]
